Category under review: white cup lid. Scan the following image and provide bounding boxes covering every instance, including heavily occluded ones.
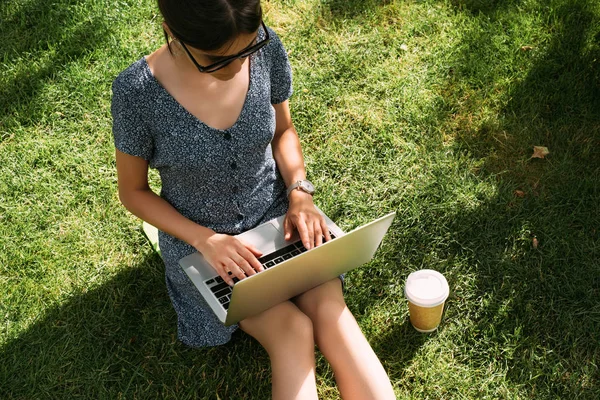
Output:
[404,269,449,307]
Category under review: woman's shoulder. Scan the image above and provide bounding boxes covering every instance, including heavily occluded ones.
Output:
[261,27,292,72]
[112,57,154,99]
[264,27,288,54]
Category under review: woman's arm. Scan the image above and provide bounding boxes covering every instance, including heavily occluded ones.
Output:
[270,100,306,187]
[115,149,214,249]
[270,100,331,249]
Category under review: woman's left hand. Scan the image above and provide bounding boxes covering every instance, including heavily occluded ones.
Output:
[283,190,331,249]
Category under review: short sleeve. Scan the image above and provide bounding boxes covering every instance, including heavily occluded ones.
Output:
[111,76,154,161]
[268,29,293,105]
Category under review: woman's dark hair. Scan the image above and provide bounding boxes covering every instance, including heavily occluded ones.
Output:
[158,0,262,52]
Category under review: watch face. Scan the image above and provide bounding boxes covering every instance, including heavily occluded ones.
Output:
[301,180,315,193]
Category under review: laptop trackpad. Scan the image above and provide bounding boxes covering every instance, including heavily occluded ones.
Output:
[235,223,283,254]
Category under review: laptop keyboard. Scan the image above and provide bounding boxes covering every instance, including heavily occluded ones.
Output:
[204,232,336,310]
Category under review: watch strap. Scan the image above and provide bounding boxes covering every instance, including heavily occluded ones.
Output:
[286,180,314,197]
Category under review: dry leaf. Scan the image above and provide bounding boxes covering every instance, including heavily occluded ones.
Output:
[400,43,408,51]
[521,45,533,51]
[302,88,309,93]
[514,189,525,198]
[532,146,550,159]
[533,236,539,249]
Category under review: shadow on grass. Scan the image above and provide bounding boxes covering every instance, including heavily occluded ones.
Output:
[434,0,599,396]
[0,252,272,399]
[0,0,109,134]
[448,0,600,167]
[370,318,431,385]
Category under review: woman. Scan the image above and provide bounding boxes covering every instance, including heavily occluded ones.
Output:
[112,1,395,398]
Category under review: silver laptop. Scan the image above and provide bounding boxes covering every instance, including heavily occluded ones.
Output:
[179,209,395,326]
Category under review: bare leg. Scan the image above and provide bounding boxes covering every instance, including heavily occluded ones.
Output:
[293,278,396,400]
[239,301,318,400]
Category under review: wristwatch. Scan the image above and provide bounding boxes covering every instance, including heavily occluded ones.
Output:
[286,179,315,197]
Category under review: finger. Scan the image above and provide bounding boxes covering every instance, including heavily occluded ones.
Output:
[307,218,315,249]
[239,246,264,272]
[225,252,247,279]
[321,219,332,242]
[233,254,256,277]
[220,264,235,286]
[283,215,293,240]
[296,216,311,250]
[226,261,246,281]
[238,239,263,257]
[313,220,323,247]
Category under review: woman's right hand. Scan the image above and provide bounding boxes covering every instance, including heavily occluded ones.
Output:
[196,233,264,286]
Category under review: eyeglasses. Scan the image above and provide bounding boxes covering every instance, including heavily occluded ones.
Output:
[174,21,270,73]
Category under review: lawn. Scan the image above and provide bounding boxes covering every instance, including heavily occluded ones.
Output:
[1,0,599,398]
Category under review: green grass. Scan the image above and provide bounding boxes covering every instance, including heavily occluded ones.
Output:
[1,0,599,398]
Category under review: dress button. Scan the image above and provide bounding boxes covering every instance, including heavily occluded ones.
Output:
[237,214,244,221]
[224,133,232,140]
[231,161,237,169]
[232,186,238,194]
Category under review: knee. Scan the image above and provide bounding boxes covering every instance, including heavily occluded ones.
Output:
[272,307,314,347]
[239,302,314,350]
[309,297,348,329]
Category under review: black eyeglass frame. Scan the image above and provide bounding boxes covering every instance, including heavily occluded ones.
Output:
[173,21,270,73]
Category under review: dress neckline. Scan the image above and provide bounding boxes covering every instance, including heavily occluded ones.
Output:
[141,55,253,133]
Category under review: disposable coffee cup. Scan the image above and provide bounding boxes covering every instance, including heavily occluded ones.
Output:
[404,269,449,333]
